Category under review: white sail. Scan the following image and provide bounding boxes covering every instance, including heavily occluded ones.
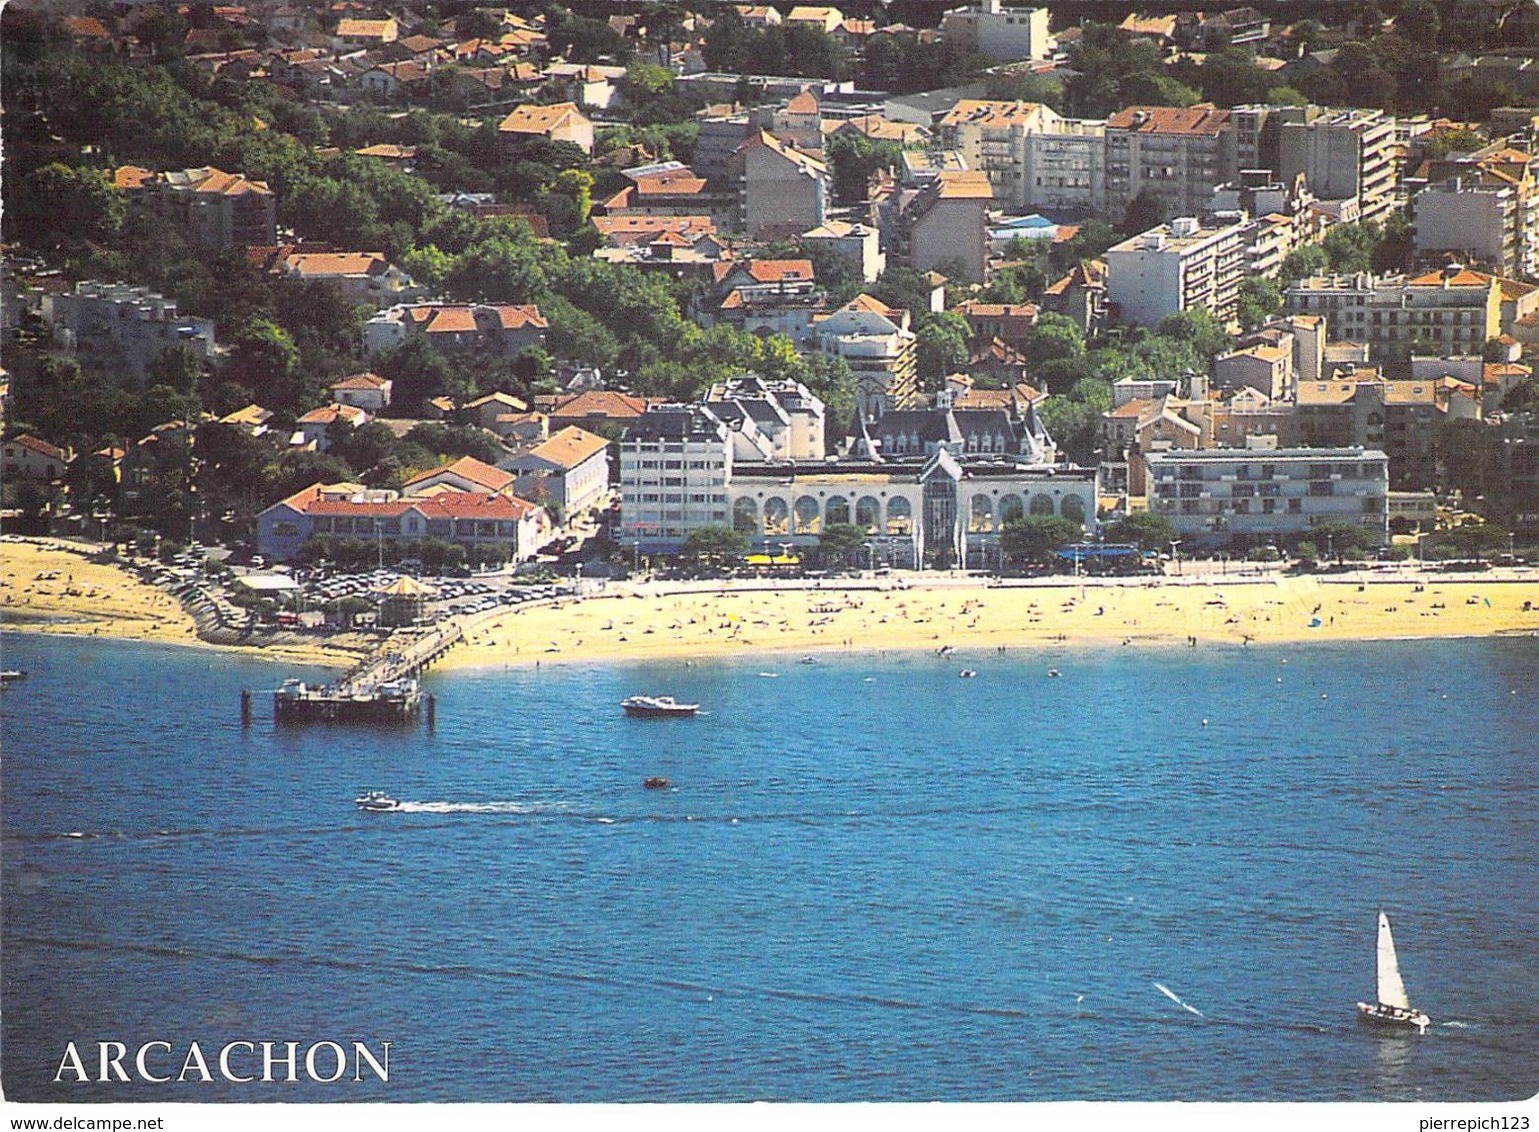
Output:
[1376,910,1412,1010]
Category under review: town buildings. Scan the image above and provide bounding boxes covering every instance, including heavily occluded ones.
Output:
[40,282,216,381]
[939,1,1054,62]
[1145,446,1390,551]
[1284,268,1504,365]
[117,166,276,251]
[1104,106,1237,221]
[1104,216,1249,329]
[814,294,921,419]
[500,425,612,517]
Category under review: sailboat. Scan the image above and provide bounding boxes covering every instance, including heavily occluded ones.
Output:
[1356,910,1431,1033]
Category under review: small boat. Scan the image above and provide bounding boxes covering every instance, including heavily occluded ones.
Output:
[1356,910,1430,1034]
[643,777,673,790]
[621,695,700,718]
[355,791,402,812]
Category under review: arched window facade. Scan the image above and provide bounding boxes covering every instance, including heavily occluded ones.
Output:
[793,495,821,535]
[856,496,881,533]
[969,494,995,533]
[763,497,789,536]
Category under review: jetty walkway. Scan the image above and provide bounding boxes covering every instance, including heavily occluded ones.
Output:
[340,622,464,693]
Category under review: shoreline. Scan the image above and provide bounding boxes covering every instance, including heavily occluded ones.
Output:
[5,538,1537,674]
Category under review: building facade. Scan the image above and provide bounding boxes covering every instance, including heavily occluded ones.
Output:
[1145,446,1389,550]
[40,281,216,381]
[1105,217,1248,329]
[939,1,1054,62]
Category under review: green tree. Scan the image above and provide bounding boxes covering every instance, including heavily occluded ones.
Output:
[1236,277,1284,332]
[679,524,749,568]
[1118,187,1168,236]
[1311,520,1373,562]
[1157,307,1230,360]
[916,314,970,387]
[817,522,868,568]
[1105,510,1177,551]
[1000,515,1081,566]
[10,163,125,250]
[825,131,902,206]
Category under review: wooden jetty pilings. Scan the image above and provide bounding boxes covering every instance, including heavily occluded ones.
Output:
[246,622,463,726]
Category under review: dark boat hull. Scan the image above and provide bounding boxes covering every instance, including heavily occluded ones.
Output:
[1357,1002,1429,1033]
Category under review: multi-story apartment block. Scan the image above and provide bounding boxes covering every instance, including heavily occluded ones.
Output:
[938,1,1054,62]
[118,166,276,250]
[936,99,1107,213]
[1103,106,1237,221]
[1274,107,1396,225]
[736,130,830,239]
[1284,268,1503,366]
[1104,216,1249,329]
[891,169,993,284]
[813,294,921,419]
[1412,145,1539,278]
[1145,446,1389,551]
[619,403,734,552]
[1413,177,1521,275]
[40,281,217,381]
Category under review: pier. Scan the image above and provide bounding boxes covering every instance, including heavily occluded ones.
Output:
[250,623,464,726]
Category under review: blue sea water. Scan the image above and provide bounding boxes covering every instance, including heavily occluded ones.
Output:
[1,630,1536,1104]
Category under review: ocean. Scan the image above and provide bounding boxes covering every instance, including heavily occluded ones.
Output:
[2,631,1536,1103]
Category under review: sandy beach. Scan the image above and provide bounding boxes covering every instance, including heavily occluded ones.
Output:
[441,569,1539,671]
[0,540,358,666]
[4,538,1537,672]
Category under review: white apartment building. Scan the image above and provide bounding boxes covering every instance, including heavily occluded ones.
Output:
[1275,107,1396,225]
[935,99,1106,212]
[1104,217,1248,329]
[40,281,217,381]
[1413,176,1534,278]
[1284,268,1502,364]
[619,404,734,552]
[939,0,1054,62]
[1145,446,1390,551]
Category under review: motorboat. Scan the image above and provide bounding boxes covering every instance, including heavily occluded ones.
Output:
[621,695,700,718]
[355,791,402,812]
[1356,910,1430,1033]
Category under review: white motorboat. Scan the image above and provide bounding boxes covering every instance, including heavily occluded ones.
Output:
[621,695,700,718]
[1356,909,1430,1033]
[355,791,402,812]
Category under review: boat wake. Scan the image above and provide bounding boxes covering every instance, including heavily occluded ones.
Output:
[1154,981,1205,1017]
[391,801,568,815]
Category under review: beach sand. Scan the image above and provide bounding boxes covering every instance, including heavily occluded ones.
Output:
[0,540,357,666]
[5,539,1536,672]
[441,570,1539,671]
